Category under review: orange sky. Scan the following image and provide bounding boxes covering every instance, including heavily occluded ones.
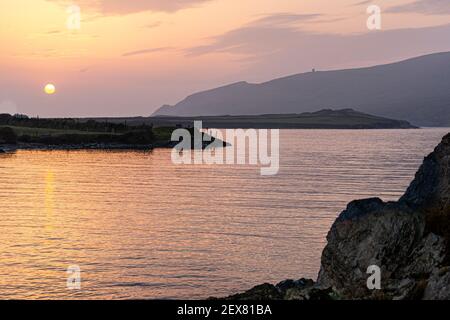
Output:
[1,0,449,117]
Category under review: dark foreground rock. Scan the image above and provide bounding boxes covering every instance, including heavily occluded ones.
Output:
[224,133,450,300]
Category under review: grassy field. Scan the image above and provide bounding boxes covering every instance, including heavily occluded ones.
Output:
[1,125,175,142]
[152,127,176,141]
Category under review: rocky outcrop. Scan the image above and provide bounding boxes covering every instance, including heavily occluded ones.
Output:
[225,133,450,300]
[220,279,332,301]
[401,134,450,263]
[423,267,450,300]
[317,199,426,299]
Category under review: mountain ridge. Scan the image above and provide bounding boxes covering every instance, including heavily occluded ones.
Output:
[153,52,450,126]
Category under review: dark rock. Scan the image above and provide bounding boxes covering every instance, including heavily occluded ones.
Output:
[317,133,450,299]
[285,286,335,301]
[317,200,423,298]
[224,284,283,300]
[400,133,450,262]
[275,278,314,294]
[397,233,446,279]
[221,133,450,300]
[423,267,450,300]
[376,278,427,301]
[223,279,333,301]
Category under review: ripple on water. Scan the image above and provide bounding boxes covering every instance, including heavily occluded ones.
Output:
[0,128,448,299]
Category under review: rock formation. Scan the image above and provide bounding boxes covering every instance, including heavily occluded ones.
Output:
[225,133,450,300]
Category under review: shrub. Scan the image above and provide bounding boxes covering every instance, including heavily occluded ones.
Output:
[0,127,18,144]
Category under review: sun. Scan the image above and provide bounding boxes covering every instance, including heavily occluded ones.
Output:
[44,84,56,95]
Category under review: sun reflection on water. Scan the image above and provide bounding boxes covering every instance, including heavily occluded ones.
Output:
[45,171,55,232]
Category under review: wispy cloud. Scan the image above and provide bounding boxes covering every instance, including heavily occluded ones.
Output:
[143,21,162,29]
[47,0,215,15]
[387,0,450,15]
[352,0,373,6]
[45,30,63,34]
[250,13,322,27]
[186,13,322,57]
[79,66,92,73]
[184,12,450,81]
[122,47,173,57]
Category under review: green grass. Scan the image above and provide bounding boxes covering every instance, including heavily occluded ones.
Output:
[1,125,178,143]
[152,127,176,141]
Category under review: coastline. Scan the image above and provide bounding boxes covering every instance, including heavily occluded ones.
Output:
[0,138,230,153]
[91,109,418,130]
[220,132,450,300]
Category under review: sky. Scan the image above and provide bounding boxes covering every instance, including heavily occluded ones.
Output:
[1,0,449,117]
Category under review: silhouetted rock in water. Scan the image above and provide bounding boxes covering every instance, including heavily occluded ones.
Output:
[224,133,450,300]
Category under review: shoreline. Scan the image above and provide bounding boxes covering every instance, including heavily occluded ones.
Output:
[91,109,419,130]
[0,139,230,153]
[0,141,177,152]
[220,132,450,300]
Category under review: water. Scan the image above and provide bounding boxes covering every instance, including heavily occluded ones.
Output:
[0,128,448,299]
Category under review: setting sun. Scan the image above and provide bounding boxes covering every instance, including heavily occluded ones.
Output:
[0,0,449,303]
[44,84,56,95]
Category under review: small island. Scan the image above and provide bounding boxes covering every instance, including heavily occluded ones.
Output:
[94,108,417,129]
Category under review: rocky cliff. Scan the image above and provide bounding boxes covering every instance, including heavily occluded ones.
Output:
[225,133,450,300]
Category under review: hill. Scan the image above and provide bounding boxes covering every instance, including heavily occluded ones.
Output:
[147,108,415,129]
[153,52,450,127]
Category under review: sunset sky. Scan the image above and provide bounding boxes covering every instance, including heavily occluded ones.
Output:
[1,0,449,117]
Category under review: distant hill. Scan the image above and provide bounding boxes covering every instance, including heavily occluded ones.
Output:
[103,109,415,129]
[153,52,450,127]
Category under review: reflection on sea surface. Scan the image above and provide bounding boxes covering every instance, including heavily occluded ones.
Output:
[0,128,448,299]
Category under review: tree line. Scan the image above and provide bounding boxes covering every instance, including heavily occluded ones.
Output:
[0,113,153,134]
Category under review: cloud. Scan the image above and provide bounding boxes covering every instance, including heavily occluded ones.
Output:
[186,13,322,57]
[122,47,173,57]
[143,21,162,29]
[387,0,450,15]
[250,13,322,27]
[185,12,450,81]
[352,0,372,6]
[45,30,63,34]
[47,0,214,15]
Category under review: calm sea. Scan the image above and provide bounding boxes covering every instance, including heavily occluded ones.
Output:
[0,128,448,299]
